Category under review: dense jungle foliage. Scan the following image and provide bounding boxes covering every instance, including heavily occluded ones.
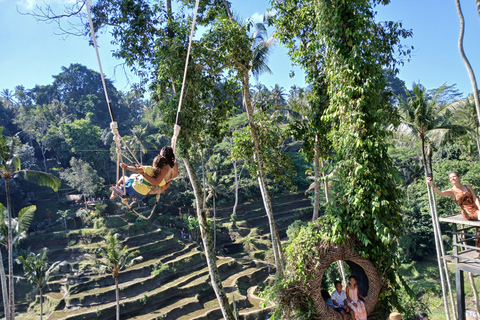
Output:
[2,0,480,319]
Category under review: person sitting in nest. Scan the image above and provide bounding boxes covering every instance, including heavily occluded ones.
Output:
[320,289,344,316]
[110,146,178,200]
[427,171,480,258]
[346,275,368,320]
[331,280,354,320]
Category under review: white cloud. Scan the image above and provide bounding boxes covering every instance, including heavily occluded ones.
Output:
[249,12,264,23]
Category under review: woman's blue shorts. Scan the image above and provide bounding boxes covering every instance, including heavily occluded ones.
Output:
[122,178,147,200]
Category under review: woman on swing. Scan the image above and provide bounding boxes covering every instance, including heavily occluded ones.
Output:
[427,171,480,258]
[110,146,178,200]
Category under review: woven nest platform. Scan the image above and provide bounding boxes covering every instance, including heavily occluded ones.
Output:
[308,239,382,319]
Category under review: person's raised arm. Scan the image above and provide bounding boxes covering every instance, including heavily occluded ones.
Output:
[121,163,144,174]
[427,177,454,198]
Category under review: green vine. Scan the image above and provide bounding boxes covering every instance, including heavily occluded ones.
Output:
[270,0,413,317]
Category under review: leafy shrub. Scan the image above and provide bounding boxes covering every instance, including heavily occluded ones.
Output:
[286,220,307,242]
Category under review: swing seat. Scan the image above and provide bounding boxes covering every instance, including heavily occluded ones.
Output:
[111,186,130,199]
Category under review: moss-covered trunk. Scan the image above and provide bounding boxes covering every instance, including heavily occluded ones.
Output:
[312,135,320,222]
[0,247,8,320]
[5,178,14,320]
[242,74,284,274]
[183,153,234,320]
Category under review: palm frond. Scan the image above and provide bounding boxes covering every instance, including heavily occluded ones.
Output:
[18,170,61,191]
[17,205,36,234]
[426,125,468,144]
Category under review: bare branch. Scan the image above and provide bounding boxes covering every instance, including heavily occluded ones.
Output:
[18,0,88,37]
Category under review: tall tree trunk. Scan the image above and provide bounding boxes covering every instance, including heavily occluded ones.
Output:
[242,74,284,275]
[183,155,234,320]
[201,150,206,209]
[456,0,480,138]
[213,195,216,251]
[312,135,320,222]
[476,0,480,22]
[40,142,47,173]
[338,260,346,287]
[5,179,14,320]
[232,159,238,220]
[115,277,120,320]
[40,287,43,320]
[476,126,480,161]
[221,0,233,19]
[468,270,480,318]
[426,182,451,320]
[166,0,172,17]
[0,248,9,320]
[321,157,330,202]
[420,139,451,320]
[427,153,457,317]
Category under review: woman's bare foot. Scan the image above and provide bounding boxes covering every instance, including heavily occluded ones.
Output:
[109,186,117,200]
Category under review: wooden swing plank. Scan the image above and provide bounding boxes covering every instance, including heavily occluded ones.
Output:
[112,186,129,199]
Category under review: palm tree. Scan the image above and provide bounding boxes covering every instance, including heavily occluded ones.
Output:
[397,83,467,319]
[0,131,60,320]
[90,234,142,320]
[57,210,71,231]
[269,84,286,108]
[0,90,15,110]
[0,203,35,320]
[398,84,466,174]
[450,94,480,160]
[16,248,63,320]
[222,18,285,275]
[251,83,270,111]
[128,125,152,165]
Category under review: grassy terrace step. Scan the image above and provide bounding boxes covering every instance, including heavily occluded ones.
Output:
[214,193,310,217]
[57,247,206,309]
[46,258,240,320]
[217,198,311,221]
[114,260,263,320]
[18,194,309,320]
[47,235,182,294]
[238,206,311,227]
[122,228,166,247]
[181,266,270,320]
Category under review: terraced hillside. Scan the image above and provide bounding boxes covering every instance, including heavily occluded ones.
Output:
[12,192,312,319]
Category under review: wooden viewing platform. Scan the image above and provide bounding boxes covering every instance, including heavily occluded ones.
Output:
[439,214,480,227]
[439,214,480,320]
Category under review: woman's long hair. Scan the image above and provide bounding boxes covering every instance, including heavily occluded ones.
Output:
[151,146,175,177]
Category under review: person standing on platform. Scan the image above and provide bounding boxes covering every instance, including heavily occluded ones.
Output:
[427,171,480,258]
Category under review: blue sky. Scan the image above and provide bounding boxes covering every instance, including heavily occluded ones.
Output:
[1,0,479,98]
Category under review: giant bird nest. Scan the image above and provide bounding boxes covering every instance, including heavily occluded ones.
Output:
[280,235,382,320]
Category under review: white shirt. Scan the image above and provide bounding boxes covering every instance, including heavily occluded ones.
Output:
[331,290,347,306]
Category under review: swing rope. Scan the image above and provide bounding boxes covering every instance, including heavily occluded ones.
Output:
[171,0,200,153]
[85,0,200,219]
